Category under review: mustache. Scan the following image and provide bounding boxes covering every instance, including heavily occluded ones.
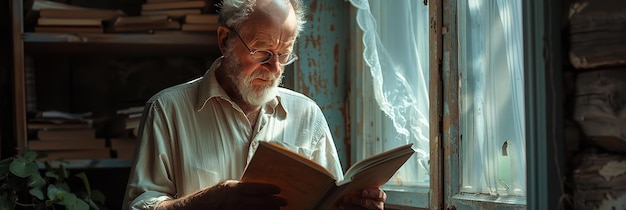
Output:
[251,70,280,81]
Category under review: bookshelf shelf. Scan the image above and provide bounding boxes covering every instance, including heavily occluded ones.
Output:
[23,32,220,55]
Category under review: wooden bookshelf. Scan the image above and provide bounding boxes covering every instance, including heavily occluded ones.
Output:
[10,0,219,161]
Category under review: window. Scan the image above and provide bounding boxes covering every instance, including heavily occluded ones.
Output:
[350,0,563,209]
[349,0,430,208]
[455,0,526,204]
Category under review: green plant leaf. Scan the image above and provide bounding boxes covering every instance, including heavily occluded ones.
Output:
[74,172,92,197]
[47,184,62,201]
[29,187,45,200]
[46,171,59,180]
[46,185,89,210]
[58,183,71,194]
[61,193,89,210]
[26,172,46,188]
[8,157,38,178]
[22,149,38,162]
[51,164,69,182]
[45,199,54,207]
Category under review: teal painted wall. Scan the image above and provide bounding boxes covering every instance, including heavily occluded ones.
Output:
[283,0,350,170]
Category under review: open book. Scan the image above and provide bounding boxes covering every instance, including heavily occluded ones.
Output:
[241,141,415,210]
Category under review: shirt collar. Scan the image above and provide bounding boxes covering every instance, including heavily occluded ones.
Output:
[196,57,286,117]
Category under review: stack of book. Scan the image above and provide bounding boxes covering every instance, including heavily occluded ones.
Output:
[107,15,181,33]
[116,106,145,138]
[34,8,126,34]
[109,138,138,160]
[27,110,110,161]
[181,13,218,32]
[138,0,219,33]
[110,106,145,160]
[141,0,212,19]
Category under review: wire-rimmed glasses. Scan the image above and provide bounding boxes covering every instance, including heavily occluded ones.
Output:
[229,27,298,66]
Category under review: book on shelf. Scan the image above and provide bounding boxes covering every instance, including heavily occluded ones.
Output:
[37,17,103,27]
[183,14,218,24]
[145,0,192,3]
[28,117,93,125]
[28,111,92,126]
[36,148,112,161]
[32,0,87,10]
[36,128,96,140]
[241,141,415,210]
[141,8,202,19]
[28,138,107,150]
[34,110,92,120]
[118,110,143,131]
[34,26,104,33]
[141,0,210,11]
[124,117,141,130]
[127,112,143,119]
[109,138,137,150]
[116,106,145,115]
[108,15,181,33]
[39,8,126,21]
[114,148,135,160]
[109,138,137,160]
[27,121,92,130]
[181,23,218,32]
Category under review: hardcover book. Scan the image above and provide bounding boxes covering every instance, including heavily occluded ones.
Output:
[37,17,103,27]
[141,0,208,11]
[39,8,125,21]
[241,141,414,210]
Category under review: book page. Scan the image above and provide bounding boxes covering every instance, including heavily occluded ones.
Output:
[317,143,415,210]
[342,143,415,182]
[241,141,337,210]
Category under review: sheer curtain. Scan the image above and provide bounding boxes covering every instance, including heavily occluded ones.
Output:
[458,0,526,197]
[349,0,430,186]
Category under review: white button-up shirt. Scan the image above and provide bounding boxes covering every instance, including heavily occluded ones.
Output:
[123,57,344,210]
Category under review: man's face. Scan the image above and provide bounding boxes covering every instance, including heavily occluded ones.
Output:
[221,46,283,106]
[221,3,298,106]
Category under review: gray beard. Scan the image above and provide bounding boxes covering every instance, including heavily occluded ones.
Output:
[223,57,281,106]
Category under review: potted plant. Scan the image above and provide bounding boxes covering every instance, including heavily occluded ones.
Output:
[0,148,106,210]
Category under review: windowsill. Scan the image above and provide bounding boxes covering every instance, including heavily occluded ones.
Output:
[382,185,430,209]
[452,193,527,206]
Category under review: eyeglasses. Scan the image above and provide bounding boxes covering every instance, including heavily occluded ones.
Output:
[230,27,298,66]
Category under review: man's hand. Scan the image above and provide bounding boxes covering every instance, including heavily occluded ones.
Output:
[338,187,387,210]
[156,180,287,210]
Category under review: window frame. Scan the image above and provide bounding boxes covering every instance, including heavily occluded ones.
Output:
[348,5,431,209]
[440,0,527,208]
[522,0,566,209]
[440,0,564,209]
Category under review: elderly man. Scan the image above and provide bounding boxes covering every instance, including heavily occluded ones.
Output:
[122,0,386,209]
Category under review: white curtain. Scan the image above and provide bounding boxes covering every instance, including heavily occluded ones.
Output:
[458,0,526,196]
[349,0,430,186]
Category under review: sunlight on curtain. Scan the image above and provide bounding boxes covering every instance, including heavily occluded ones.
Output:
[349,0,430,186]
[458,0,526,197]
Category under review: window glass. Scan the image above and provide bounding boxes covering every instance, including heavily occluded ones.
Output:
[458,0,526,198]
